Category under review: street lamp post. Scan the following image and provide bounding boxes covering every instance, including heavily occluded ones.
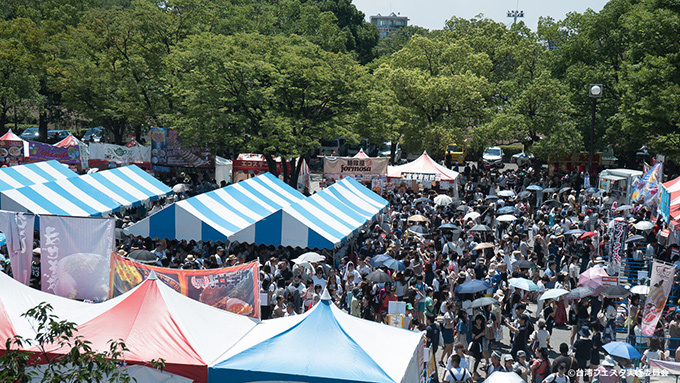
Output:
[588,84,602,175]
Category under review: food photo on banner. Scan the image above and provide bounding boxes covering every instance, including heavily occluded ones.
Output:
[0,140,25,166]
[641,260,675,336]
[110,253,260,318]
[40,215,115,301]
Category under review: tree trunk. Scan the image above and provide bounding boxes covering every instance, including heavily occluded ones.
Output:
[281,157,290,184]
[289,156,304,187]
[264,154,279,176]
[39,110,49,142]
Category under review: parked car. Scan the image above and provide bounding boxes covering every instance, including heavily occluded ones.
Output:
[345,138,375,157]
[19,127,40,141]
[82,126,107,143]
[510,152,534,167]
[319,137,347,156]
[47,130,71,144]
[482,146,504,168]
[377,141,401,162]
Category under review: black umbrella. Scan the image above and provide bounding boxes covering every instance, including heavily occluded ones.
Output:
[567,286,595,299]
[438,223,461,231]
[127,249,158,264]
[470,297,498,309]
[497,206,515,214]
[559,187,572,194]
[517,191,532,199]
[603,285,631,298]
[543,188,557,194]
[543,199,561,207]
[470,224,492,232]
[366,270,392,283]
[456,205,469,212]
[514,260,534,269]
[407,225,429,235]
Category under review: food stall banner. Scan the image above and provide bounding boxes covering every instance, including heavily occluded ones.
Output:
[641,261,675,336]
[111,253,259,318]
[28,141,80,165]
[150,127,213,168]
[40,215,115,301]
[323,157,388,176]
[0,140,25,166]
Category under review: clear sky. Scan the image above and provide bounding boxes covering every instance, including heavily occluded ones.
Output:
[352,0,611,31]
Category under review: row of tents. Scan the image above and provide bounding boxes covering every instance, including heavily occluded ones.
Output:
[0,270,422,383]
[126,173,388,249]
[0,160,171,216]
[0,161,386,249]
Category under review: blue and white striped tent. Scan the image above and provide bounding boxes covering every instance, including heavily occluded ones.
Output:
[0,160,76,191]
[231,177,388,249]
[0,177,121,217]
[125,173,305,241]
[78,165,171,209]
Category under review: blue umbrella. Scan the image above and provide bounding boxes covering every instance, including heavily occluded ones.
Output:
[382,258,406,271]
[508,277,539,291]
[455,280,490,294]
[497,206,515,214]
[485,195,499,200]
[370,254,392,267]
[0,232,5,246]
[526,185,543,191]
[603,341,642,359]
[565,229,586,235]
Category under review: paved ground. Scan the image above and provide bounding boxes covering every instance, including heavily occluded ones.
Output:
[433,301,573,382]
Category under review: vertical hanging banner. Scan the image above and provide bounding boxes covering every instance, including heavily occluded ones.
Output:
[610,218,628,264]
[110,253,260,318]
[40,216,115,301]
[0,211,34,285]
[641,261,675,336]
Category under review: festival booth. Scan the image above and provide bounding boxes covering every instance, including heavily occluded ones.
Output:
[38,272,259,383]
[0,160,77,191]
[209,291,423,383]
[125,173,305,242]
[26,141,81,171]
[322,151,388,187]
[229,177,388,249]
[232,153,291,182]
[660,176,680,245]
[55,134,90,170]
[215,156,233,186]
[387,151,459,194]
[0,129,29,166]
[77,165,172,209]
[0,177,120,216]
[89,141,151,170]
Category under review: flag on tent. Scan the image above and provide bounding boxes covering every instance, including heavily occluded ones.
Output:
[631,162,663,206]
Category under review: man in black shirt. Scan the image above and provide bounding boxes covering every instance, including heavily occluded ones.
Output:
[506,313,530,359]
[552,343,578,383]
[30,252,41,290]
[426,314,441,382]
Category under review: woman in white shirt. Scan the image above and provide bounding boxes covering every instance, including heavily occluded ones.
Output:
[641,338,665,365]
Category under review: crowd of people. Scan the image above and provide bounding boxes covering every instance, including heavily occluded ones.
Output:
[2,162,680,383]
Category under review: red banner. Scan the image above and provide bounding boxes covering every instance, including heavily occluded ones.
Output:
[110,253,260,318]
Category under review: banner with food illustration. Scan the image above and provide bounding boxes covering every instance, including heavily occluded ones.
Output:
[641,260,675,336]
[28,141,80,165]
[40,216,115,301]
[111,253,260,318]
[0,140,25,166]
[150,127,212,168]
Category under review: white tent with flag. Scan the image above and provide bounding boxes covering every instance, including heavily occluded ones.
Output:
[387,151,459,182]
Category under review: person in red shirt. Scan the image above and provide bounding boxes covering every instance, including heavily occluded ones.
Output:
[380,282,398,314]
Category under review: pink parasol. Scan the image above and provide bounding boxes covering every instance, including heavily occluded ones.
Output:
[579,267,609,293]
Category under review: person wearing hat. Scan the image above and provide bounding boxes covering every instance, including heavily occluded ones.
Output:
[591,356,620,383]
[485,350,503,377]
[513,350,530,381]
[183,254,197,269]
[572,326,593,375]
[214,246,225,265]
[500,354,514,372]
